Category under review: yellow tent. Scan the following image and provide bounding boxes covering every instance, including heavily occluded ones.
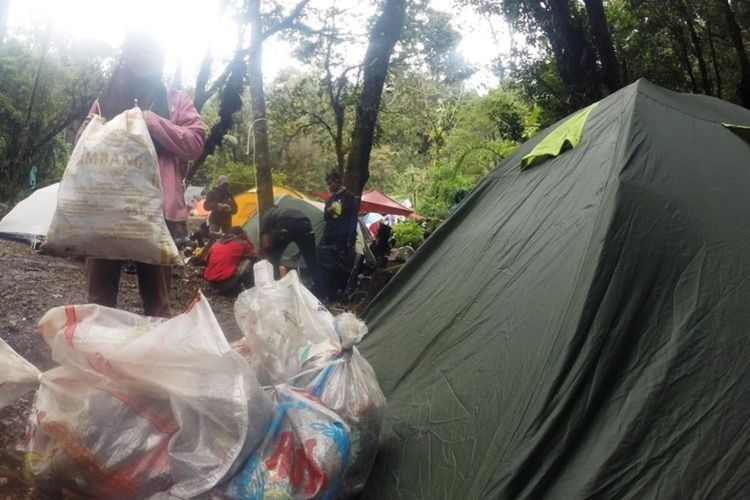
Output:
[230,185,310,226]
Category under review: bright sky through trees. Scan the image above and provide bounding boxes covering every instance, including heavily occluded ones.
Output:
[7,0,508,90]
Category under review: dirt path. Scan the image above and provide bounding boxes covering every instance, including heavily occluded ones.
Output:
[0,238,242,497]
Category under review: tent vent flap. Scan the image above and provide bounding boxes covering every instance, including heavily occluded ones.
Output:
[521,102,598,170]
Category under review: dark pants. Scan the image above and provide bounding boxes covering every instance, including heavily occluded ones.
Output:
[317,238,352,299]
[86,258,172,317]
[209,258,255,294]
[268,220,327,299]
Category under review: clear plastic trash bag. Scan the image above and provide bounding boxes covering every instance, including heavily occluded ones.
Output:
[292,314,386,499]
[234,261,339,386]
[234,263,386,499]
[213,385,351,499]
[1,292,273,498]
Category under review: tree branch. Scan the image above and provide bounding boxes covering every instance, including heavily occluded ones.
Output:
[194,59,235,112]
[288,22,322,35]
[262,0,313,40]
[303,110,336,141]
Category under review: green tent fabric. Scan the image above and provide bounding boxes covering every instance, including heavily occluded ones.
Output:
[360,80,750,499]
[722,122,750,144]
[242,195,326,270]
[520,102,598,169]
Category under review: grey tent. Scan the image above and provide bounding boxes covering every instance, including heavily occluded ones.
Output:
[0,183,59,242]
[184,185,205,209]
[242,195,326,270]
[360,80,750,499]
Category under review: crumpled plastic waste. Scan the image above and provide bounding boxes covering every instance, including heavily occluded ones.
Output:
[232,261,386,498]
[0,293,273,499]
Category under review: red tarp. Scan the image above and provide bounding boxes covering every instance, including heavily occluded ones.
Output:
[317,189,414,216]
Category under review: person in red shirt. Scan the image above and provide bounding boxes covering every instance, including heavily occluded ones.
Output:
[203,226,257,294]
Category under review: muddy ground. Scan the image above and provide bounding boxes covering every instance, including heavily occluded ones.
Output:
[0,238,244,498]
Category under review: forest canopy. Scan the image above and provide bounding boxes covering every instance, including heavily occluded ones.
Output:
[1,0,749,218]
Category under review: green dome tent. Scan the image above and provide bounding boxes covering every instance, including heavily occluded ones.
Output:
[242,195,326,271]
[360,80,750,499]
[242,194,376,270]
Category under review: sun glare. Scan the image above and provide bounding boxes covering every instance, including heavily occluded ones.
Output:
[7,0,506,90]
[8,0,241,83]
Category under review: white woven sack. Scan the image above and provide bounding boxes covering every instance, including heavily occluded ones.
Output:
[43,107,179,264]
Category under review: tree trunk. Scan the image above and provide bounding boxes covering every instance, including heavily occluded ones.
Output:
[582,0,621,93]
[6,25,50,198]
[331,78,347,175]
[248,0,274,216]
[671,24,699,93]
[717,0,750,107]
[322,15,347,176]
[334,118,345,176]
[706,18,723,98]
[344,0,406,195]
[323,55,347,175]
[528,0,601,107]
[678,0,713,95]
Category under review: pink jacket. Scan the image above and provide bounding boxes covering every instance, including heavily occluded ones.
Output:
[81,88,206,222]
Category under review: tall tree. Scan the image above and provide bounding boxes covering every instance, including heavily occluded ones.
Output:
[344,0,407,194]
[186,0,311,207]
[582,0,621,92]
[321,22,353,176]
[286,5,355,175]
[460,0,605,109]
[248,0,311,215]
[717,0,750,107]
[192,0,231,113]
[536,0,602,104]
[705,16,723,98]
[676,0,713,95]
[186,11,249,182]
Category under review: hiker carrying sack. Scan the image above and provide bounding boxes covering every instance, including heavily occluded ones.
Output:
[42,107,180,265]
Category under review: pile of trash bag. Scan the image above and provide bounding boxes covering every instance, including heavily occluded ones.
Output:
[225,261,386,498]
[0,261,386,499]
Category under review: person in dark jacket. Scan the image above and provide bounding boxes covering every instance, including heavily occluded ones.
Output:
[204,176,238,233]
[259,205,327,299]
[204,226,257,294]
[318,171,359,298]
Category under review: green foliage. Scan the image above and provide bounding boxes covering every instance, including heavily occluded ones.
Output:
[370,74,533,219]
[272,171,289,186]
[0,31,112,201]
[392,220,425,248]
[222,161,256,194]
[3,0,749,216]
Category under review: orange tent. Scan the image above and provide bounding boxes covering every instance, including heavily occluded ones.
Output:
[194,185,310,226]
